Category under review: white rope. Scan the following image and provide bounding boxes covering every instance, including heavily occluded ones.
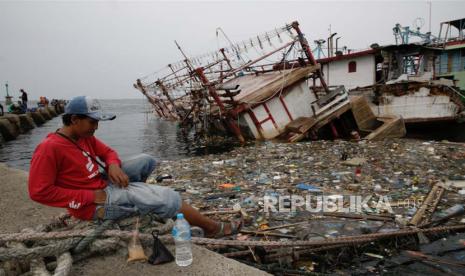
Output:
[53,252,72,276]
[30,258,50,276]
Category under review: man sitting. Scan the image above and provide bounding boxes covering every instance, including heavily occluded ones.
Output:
[28,96,239,237]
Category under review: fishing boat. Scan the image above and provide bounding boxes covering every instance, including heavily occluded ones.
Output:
[135,21,405,144]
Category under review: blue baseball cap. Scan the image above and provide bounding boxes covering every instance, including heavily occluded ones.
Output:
[64,96,116,121]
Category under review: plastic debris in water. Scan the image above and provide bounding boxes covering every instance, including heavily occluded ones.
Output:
[296,183,321,192]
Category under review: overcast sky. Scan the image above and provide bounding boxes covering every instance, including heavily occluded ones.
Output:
[0,0,463,100]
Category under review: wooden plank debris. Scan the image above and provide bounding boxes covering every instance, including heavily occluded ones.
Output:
[285,117,316,134]
[409,183,445,226]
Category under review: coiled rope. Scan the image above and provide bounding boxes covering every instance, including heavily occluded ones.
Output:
[72,220,114,254]
[0,214,173,276]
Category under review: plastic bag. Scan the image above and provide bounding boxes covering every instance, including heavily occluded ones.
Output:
[148,230,174,265]
[127,218,148,263]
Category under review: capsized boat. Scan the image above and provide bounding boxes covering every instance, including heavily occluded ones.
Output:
[135,21,405,143]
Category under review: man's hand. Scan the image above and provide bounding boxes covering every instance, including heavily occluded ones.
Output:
[94,189,107,204]
[108,164,129,188]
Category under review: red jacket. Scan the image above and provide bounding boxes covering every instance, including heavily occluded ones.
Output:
[29,133,121,220]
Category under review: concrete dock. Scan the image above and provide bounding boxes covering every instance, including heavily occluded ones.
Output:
[0,163,270,276]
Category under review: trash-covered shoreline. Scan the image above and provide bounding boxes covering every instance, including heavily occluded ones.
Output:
[150,138,465,274]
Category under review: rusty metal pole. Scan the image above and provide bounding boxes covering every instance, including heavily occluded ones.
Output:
[219,48,238,103]
[329,121,339,139]
[247,110,265,140]
[184,59,195,75]
[195,67,245,143]
[156,80,183,120]
[219,48,236,77]
[183,59,204,86]
[291,21,330,93]
[159,97,176,119]
[135,79,165,117]
[219,40,296,82]
[168,64,183,84]
[219,61,223,81]
[140,81,173,119]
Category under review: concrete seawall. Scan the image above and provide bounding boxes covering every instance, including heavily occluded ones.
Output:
[0,104,64,143]
[39,108,52,120]
[0,163,270,275]
[0,116,20,141]
[30,110,47,126]
[18,114,35,132]
[47,106,57,117]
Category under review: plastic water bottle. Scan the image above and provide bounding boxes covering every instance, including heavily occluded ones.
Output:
[172,213,193,266]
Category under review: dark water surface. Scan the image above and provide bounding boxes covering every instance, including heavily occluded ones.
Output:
[405,121,465,142]
[0,99,201,170]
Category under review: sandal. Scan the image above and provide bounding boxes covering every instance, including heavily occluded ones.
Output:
[208,219,243,238]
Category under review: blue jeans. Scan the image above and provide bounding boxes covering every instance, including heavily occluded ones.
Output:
[98,154,182,220]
